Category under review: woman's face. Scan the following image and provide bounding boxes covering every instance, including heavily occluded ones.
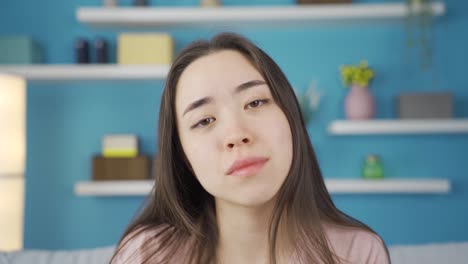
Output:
[175,50,293,207]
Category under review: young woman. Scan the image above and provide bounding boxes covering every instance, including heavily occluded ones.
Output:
[110,32,390,264]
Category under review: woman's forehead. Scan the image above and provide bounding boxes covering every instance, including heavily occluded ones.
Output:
[175,50,265,107]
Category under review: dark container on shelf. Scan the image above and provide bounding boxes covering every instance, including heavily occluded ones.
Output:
[397,92,453,119]
[297,0,351,4]
[95,37,109,63]
[92,155,151,180]
[75,38,90,64]
[133,0,149,6]
[103,0,118,7]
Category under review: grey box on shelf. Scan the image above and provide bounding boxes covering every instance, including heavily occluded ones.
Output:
[397,92,453,119]
[0,36,43,64]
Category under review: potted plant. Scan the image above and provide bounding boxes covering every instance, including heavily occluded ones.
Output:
[340,60,375,120]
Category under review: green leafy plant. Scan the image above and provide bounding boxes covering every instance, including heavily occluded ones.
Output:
[339,60,375,88]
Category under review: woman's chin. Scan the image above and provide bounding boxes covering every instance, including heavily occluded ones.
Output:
[217,191,278,209]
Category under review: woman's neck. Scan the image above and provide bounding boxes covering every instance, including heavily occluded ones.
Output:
[215,198,293,264]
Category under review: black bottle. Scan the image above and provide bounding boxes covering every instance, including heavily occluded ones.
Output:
[95,37,109,63]
[75,38,90,64]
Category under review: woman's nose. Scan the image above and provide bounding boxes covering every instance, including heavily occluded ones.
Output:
[226,137,251,149]
[224,119,253,150]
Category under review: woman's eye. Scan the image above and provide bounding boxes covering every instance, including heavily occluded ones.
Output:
[192,117,216,129]
[246,99,269,109]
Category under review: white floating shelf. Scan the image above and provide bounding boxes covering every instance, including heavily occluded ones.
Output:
[75,180,155,196]
[0,173,23,179]
[326,179,450,194]
[75,178,450,196]
[329,119,468,135]
[77,2,445,28]
[0,64,170,81]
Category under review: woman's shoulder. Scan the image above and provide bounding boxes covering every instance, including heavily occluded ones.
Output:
[323,223,390,264]
[110,224,176,264]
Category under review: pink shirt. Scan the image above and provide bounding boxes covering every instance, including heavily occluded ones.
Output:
[112,224,389,264]
[291,224,390,264]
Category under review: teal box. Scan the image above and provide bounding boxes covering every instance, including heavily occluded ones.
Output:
[0,36,43,64]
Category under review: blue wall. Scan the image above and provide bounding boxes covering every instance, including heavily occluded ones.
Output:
[1,0,467,249]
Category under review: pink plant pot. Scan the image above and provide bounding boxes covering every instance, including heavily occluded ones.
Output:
[345,84,375,120]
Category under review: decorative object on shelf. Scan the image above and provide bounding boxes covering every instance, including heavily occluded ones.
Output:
[93,134,150,180]
[92,156,150,180]
[200,0,221,7]
[74,38,90,64]
[362,154,384,180]
[0,36,43,64]
[405,0,434,69]
[133,0,149,6]
[94,37,109,64]
[297,0,351,4]
[102,134,138,158]
[118,33,173,65]
[295,80,323,124]
[103,0,118,7]
[340,60,375,120]
[397,92,453,119]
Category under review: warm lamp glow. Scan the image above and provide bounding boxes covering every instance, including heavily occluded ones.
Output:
[0,74,25,250]
[0,74,26,175]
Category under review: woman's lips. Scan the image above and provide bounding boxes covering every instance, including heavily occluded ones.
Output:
[226,157,269,177]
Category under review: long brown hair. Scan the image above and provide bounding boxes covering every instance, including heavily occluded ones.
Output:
[111,32,386,264]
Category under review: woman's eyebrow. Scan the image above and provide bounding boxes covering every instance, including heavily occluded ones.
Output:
[234,80,266,94]
[182,79,266,117]
[183,97,213,117]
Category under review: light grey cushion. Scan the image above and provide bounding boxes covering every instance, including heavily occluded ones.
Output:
[0,246,115,264]
[3,242,468,264]
[0,253,9,264]
[389,242,468,264]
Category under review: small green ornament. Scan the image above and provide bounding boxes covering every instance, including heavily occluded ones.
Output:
[362,154,384,179]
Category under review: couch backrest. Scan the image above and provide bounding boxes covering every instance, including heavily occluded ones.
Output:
[389,242,468,264]
[2,242,468,264]
[0,246,115,264]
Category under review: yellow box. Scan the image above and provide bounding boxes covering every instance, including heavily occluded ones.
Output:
[102,148,138,158]
[118,33,173,65]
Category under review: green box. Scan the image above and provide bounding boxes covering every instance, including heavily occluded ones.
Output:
[0,36,43,64]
